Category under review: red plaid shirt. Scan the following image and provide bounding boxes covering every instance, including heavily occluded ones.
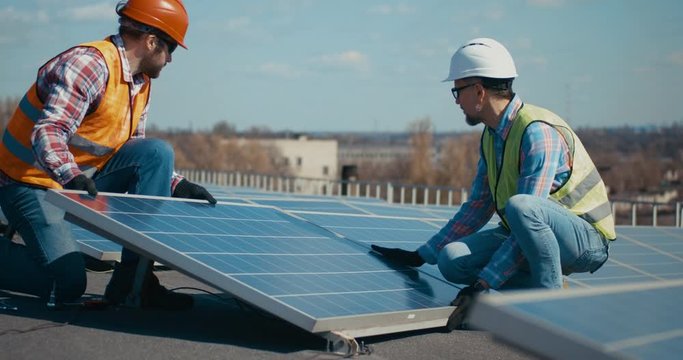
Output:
[0,35,183,189]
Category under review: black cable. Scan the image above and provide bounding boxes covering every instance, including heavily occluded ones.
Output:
[0,304,82,337]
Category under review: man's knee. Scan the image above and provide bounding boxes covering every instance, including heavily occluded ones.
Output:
[141,138,175,165]
[505,194,541,223]
[438,242,476,284]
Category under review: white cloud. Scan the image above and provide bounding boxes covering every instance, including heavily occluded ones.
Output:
[368,4,415,15]
[257,62,301,79]
[527,0,565,7]
[668,51,683,66]
[0,6,48,23]
[310,50,370,72]
[61,2,115,21]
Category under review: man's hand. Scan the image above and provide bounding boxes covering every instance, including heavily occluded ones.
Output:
[64,174,98,196]
[172,179,217,204]
[446,281,487,331]
[370,244,425,267]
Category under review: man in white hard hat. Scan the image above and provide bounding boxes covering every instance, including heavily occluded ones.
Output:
[371,38,616,330]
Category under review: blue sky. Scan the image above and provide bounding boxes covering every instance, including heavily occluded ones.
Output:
[1,0,682,133]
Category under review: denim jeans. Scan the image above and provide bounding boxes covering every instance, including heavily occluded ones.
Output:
[437,194,609,289]
[0,138,174,302]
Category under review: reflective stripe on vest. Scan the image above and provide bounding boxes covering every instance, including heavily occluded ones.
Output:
[0,38,150,188]
[482,103,617,240]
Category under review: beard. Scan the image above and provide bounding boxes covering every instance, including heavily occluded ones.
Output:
[139,54,165,79]
[465,114,482,126]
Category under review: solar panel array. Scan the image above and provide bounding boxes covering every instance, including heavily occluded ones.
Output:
[42,183,683,355]
[470,279,683,359]
[73,187,465,263]
[47,190,457,337]
[569,226,683,287]
[67,186,682,288]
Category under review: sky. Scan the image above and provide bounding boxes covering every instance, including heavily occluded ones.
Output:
[1,0,682,133]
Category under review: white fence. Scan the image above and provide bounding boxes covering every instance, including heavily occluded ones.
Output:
[178,169,683,228]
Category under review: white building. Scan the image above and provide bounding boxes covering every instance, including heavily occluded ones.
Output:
[260,135,338,180]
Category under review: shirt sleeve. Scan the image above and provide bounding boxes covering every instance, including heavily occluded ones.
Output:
[418,154,496,264]
[30,47,108,185]
[479,122,565,288]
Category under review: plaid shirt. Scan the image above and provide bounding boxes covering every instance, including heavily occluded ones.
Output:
[0,35,183,189]
[418,95,571,289]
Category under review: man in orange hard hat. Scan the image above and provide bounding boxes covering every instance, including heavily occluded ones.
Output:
[0,0,215,310]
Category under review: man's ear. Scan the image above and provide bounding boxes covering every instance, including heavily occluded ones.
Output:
[145,34,158,51]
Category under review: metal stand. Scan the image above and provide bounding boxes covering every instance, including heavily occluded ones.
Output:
[124,257,151,307]
[323,331,361,356]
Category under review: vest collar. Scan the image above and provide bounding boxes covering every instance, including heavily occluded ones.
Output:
[110,34,147,89]
[491,95,523,141]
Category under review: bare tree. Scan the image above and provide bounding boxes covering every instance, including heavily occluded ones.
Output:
[435,132,480,189]
[407,117,435,185]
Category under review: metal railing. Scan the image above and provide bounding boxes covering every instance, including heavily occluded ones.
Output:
[178,169,683,227]
[178,169,469,207]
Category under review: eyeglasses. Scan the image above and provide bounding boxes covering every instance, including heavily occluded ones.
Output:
[451,83,478,101]
[156,35,177,55]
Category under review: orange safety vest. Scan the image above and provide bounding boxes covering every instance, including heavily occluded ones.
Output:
[0,38,150,189]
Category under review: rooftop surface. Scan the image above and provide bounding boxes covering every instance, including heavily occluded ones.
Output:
[0,266,535,360]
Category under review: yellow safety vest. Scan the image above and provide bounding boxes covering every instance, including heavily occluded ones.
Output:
[482,103,617,240]
[0,38,150,189]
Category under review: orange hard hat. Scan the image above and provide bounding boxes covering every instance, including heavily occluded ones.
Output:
[117,0,189,49]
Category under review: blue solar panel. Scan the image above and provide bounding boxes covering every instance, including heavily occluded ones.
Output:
[470,279,683,359]
[293,212,500,286]
[344,202,449,219]
[249,198,368,215]
[569,226,683,287]
[295,212,441,249]
[46,190,457,336]
[73,226,123,261]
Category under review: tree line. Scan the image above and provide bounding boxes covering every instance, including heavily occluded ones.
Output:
[1,97,681,203]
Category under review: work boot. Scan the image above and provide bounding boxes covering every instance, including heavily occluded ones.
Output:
[104,261,193,310]
[140,270,193,310]
[104,262,137,306]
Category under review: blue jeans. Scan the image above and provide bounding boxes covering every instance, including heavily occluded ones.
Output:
[437,194,609,289]
[0,138,174,302]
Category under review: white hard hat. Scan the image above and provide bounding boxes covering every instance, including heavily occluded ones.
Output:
[443,38,518,82]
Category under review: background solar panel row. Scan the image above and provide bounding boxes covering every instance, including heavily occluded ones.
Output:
[470,279,683,359]
[569,226,683,287]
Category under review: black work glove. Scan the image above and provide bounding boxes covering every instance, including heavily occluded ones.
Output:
[446,281,487,331]
[370,244,425,267]
[64,174,98,196]
[172,179,217,204]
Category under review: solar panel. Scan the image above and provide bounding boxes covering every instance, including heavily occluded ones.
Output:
[249,198,371,215]
[568,226,683,287]
[46,190,458,338]
[343,201,454,219]
[469,279,683,359]
[293,211,443,250]
[73,226,123,261]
